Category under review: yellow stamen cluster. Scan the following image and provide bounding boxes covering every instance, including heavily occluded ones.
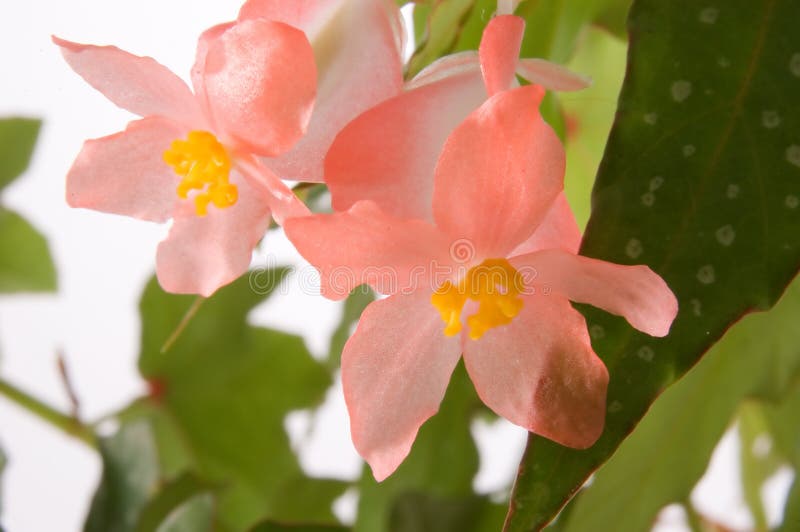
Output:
[163,131,237,216]
[431,258,525,340]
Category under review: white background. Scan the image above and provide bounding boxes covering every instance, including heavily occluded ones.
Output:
[0,1,791,530]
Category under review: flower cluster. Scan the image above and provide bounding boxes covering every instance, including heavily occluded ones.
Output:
[56,0,677,481]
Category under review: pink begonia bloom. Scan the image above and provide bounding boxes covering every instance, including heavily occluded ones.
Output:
[325,13,590,221]
[238,0,404,183]
[55,0,403,297]
[285,19,678,481]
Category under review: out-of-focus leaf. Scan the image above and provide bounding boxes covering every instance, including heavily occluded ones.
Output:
[407,0,474,78]
[138,272,345,530]
[153,494,214,532]
[250,523,349,532]
[592,0,633,39]
[328,287,374,368]
[135,472,210,532]
[0,446,6,517]
[507,0,800,528]
[355,363,487,532]
[763,383,800,467]
[561,27,627,228]
[412,3,433,46]
[389,492,506,532]
[84,419,161,532]
[738,402,783,531]
[0,118,40,190]
[517,0,599,63]
[0,208,57,292]
[780,479,800,532]
[451,0,494,52]
[554,280,800,532]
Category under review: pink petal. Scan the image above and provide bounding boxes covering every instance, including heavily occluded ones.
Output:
[433,84,565,259]
[235,155,309,224]
[342,291,462,481]
[510,192,582,256]
[155,173,271,296]
[191,22,235,128]
[66,116,184,223]
[327,67,487,221]
[283,201,452,300]
[478,15,525,96]
[516,59,592,92]
[512,249,678,337]
[463,295,608,448]
[261,0,405,183]
[200,19,316,157]
[52,36,201,125]
[405,51,481,90]
[238,0,342,30]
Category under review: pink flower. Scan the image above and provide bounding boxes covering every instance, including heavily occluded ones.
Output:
[325,14,590,221]
[55,0,404,297]
[284,17,678,481]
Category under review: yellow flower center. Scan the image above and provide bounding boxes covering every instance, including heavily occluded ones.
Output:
[163,131,237,216]
[431,258,525,340]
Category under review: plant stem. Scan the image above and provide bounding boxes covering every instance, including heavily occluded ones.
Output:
[0,377,97,449]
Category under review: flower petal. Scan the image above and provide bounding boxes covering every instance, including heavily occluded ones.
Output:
[512,249,678,337]
[201,19,316,157]
[478,15,525,96]
[284,201,452,300]
[516,58,592,92]
[342,291,462,481]
[155,173,271,296]
[66,116,184,223]
[235,156,309,224]
[191,22,235,128]
[327,66,487,221]
[259,0,405,183]
[463,295,608,448]
[52,36,201,125]
[433,84,565,259]
[510,192,582,256]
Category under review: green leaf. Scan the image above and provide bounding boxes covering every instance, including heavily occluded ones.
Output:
[388,492,506,532]
[153,494,215,532]
[138,272,346,530]
[250,523,349,532]
[592,0,633,39]
[327,287,375,368]
[0,208,57,292]
[0,445,6,518]
[738,402,783,531]
[407,0,475,78]
[135,472,210,532]
[550,279,800,532]
[354,363,486,532]
[84,419,161,532]
[0,118,40,191]
[780,479,800,532]
[517,0,601,63]
[507,0,800,528]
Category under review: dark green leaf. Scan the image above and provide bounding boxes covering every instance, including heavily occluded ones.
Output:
[0,208,57,292]
[84,419,161,532]
[507,0,800,528]
[0,118,40,190]
[389,492,505,532]
[592,0,633,39]
[250,523,348,532]
[557,279,800,532]
[355,363,485,532]
[136,472,210,532]
[138,272,345,530]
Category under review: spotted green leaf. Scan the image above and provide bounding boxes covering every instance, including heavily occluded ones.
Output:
[506,0,800,528]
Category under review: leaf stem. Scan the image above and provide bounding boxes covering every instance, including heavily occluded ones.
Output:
[0,377,97,449]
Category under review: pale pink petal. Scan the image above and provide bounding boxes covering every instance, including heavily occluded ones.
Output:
[463,295,608,448]
[510,192,581,256]
[342,291,462,481]
[262,0,404,183]
[512,249,678,337]
[284,201,452,300]
[433,84,565,259]
[238,0,341,31]
[406,51,481,90]
[201,19,316,157]
[190,22,235,128]
[52,36,201,125]
[478,15,524,96]
[516,59,592,92]
[66,116,184,223]
[327,70,487,221]
[156,173,271,296]
[235,155,309,224]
